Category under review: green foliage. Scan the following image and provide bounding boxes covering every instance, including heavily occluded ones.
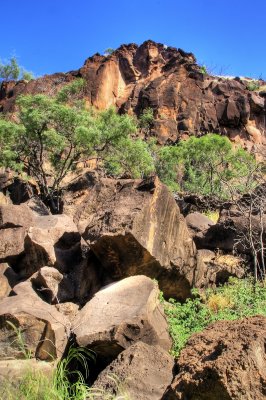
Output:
[0,95,154,212]
[164,278,266,357]
[56,79,86,104]
[138,107,154,132]
[246,80,260,91]
[104,137,154,178]
[199,64,208,74]
[155,145,181,192]
[155,134,257,198]
[0,56,34,81]
[6,321,32,359]
[104,48,115,56]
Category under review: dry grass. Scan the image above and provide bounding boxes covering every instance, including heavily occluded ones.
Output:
[215,254,242,268]
[203,210,220,223]
[207,293,233,313]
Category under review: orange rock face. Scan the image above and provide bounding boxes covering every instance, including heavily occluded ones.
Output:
[0,40,265,151]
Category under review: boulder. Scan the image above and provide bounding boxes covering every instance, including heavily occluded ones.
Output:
[73,276,172,362]
[0,204,35,263]
[18,214,81,278]
[92,342,174,400]
[30,266,74,304]
[0,291,69,361]
[55,302,79,322]
[196,250,245,288]
[0,263,18,299]
[165,316,266,400]
[185,212,215,246]
[69,252,105,306]
[198,203,266,253]
[75,176,197,300]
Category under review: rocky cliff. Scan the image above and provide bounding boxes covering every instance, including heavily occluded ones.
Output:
[1,40,265,153]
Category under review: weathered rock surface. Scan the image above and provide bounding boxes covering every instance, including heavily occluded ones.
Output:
[92,342,174,400]
[74,175,197,299]
[198,202,266,253]
[196,250,245,288]
[186,212,215,247]
[0,291,69,361]
[30,266,74,304]
[18,214,81,278]
[0,359,55,383]
[1,40,265,152]
[0,263,18,299]
[73,275,171,361]
[0,204,35,263]
[165,316,266,400]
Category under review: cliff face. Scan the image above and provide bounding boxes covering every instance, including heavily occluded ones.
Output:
[0,40,265,151]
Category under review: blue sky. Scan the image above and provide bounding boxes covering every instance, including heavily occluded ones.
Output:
[1,0,265,78]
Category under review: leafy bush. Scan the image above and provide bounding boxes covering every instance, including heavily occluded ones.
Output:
[246,80,260,91]
[138,107,154,133]
[56,79,86,104]
[155,134,258,198]
[164,278,266,357]
[199,65,208,74]
[0,56,34,81]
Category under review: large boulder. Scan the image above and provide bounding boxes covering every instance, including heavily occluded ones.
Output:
[73,275,172,362]
[0,289,69,361]
[0,204,35,263]
[74,175,197,300]
[18,214,81,278]
[165,316,266,400]
[92,342,174,400]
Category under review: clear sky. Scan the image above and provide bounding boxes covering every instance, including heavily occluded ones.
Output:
[1,0,265,79]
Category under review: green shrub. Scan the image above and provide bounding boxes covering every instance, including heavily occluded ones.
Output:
[246,80,260,91]
[138,107,154,133]
[164,278,266,357]
[56,79,86,104]
[155,134,258,198]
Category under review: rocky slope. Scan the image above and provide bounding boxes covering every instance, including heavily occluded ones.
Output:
[1,172,265,398]
[1,40,265,153]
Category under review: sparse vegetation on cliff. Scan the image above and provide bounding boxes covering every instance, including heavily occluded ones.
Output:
[0,56,34,81]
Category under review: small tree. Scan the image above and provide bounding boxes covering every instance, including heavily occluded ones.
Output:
[0,56,34,81]
[104,48,115,56]
[138,107,154,135]
[0,89,154,213]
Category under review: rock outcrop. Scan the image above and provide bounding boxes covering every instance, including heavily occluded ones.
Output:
[165,316,266,400]
[0,291,69,361]
[1,40,265,152]
[73,175,197,299]
[92,341,174,400]
[73,275,172,361]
